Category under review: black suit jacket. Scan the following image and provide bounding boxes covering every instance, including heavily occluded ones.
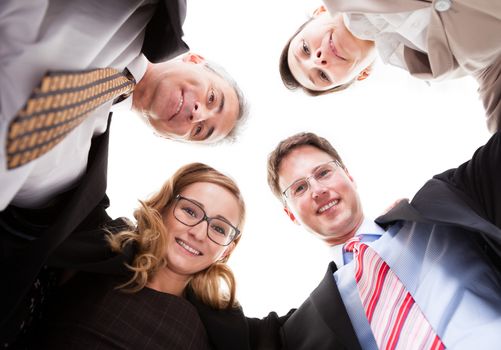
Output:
[0,115,109,324]
[190,132,501,350]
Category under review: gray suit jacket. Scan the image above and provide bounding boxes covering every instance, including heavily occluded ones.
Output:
[323,0,501,132]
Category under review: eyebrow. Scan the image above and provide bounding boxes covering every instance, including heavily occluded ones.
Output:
[214,214,235,226]
[190,197,234,224]
[312,162,329,172]
[217,92,225,114]
[290,162,332,185]
[190,198,206,209]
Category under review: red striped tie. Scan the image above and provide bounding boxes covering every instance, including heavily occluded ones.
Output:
[344,236,445,350]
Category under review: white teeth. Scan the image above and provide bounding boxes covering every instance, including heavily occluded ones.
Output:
[318,199,339,213]
[176,239,201,256]
[174,96,183,115]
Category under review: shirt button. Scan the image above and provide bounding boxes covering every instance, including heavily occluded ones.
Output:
[434,0,451,12]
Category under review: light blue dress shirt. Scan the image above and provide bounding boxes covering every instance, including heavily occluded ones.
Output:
[332,218,501,349]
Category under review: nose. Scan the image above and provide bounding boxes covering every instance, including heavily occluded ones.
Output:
[187,220,207,241]
[310,179,328,199]
[314,48,328,65]
[189,102,209,123]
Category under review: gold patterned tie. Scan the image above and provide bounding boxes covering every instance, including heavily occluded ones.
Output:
[6,68,135,169]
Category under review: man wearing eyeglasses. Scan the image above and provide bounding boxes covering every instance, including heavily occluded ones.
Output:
[190,131,501,349]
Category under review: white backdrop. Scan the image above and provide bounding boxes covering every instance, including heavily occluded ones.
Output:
[107,0,490,317]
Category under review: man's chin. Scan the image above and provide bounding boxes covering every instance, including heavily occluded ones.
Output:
[320,230,353,246]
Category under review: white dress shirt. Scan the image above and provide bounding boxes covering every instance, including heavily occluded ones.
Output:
[0,0,154,210]
[342,8,431,71]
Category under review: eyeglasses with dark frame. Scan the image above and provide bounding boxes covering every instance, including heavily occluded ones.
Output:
[173,194,240,246]
[282,160,342,200]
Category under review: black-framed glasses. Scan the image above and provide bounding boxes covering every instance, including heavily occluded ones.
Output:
[173,195,240,246]
[282,160,342,199]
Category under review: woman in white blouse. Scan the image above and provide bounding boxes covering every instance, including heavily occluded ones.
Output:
[279,1,501,132]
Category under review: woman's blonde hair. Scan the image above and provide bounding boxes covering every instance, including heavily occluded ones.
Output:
[108,163,245,310]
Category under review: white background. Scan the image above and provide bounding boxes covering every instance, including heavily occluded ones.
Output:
[107,0,490,317]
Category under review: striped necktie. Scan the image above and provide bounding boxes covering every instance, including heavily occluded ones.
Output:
[344,236,445,350]
[6,68,135,169]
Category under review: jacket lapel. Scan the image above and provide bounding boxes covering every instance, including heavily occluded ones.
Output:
[310,262,362,350]
[377,178,501,253]
[2,114,113,324]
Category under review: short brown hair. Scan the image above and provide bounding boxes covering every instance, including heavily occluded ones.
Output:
[267,132,345,200]
[279,19,355,96]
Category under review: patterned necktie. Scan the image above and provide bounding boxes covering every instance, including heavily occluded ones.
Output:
[344,236,445,350]
[6,68,135,169]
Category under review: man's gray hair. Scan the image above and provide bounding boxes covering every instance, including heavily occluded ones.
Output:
[203,60,249,143]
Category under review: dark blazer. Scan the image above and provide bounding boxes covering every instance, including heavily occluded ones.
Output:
[190,132,501,349]
[142,0,189,63]
[0,117,119,333]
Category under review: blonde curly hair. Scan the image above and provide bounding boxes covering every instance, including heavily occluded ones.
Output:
[107,163,245,310]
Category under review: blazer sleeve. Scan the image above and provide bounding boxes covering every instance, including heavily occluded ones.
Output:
[186,287,295,350]
[47,197,135,277]
[141,0,189,63]
[434,131,501,229]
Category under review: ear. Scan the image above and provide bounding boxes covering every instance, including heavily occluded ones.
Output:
[357,64,372,81]
[283,206,300,225]
[182,53,205,64]
[312,5,327,16]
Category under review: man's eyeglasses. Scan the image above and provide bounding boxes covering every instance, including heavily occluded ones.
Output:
[173,195,240,246]
[282,160,342,199]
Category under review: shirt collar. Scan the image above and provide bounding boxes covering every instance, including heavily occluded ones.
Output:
[328,218,385,267]
[111,54,148,112]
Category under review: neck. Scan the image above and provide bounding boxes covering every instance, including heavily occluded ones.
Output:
[131,62,156,113]
[146,267,190,297]
[335,12,376,47]
[324,214,365,246]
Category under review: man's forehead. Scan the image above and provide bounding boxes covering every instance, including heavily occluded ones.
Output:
[278,146,333,186]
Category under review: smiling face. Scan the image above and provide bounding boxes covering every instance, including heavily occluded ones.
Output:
[278,145,363,245]
[288,11,375,91]
[136,54,240,143]
[162,182,241,278]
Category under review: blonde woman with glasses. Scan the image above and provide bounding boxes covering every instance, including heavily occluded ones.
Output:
[37,163,245,350]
